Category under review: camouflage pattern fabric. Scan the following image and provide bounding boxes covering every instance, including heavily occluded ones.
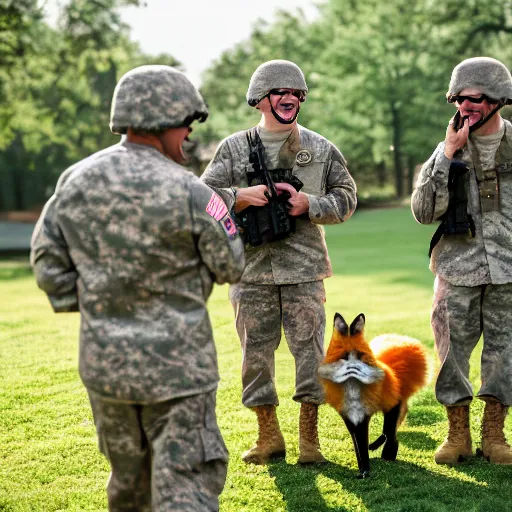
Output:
[432,276,512,406]
[88,389,227,512]
[412,119,512,286]
[201,124,357,285]
[229,281,326,406]
[31,139,245,403]
[110,65,209,134]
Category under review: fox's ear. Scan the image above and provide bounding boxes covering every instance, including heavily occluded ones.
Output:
[334,313,349,336]
[350,313,365,335]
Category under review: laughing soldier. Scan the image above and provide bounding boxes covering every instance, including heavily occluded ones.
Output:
[201,60,357,464]
[412,57,512,465]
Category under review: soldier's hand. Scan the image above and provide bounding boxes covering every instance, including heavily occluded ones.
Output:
[274,182,309,216]
[444,114,469,159]
[234,184,269,213]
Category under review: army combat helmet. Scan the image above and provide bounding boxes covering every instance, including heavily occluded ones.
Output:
[110,65,208,135]
[246,60,308,124]
[446,57,512,132]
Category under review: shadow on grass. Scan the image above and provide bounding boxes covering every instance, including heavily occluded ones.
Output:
[398,430,438,452]
[268,457,512,512]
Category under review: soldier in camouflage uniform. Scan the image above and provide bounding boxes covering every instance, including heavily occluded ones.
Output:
[412,57,512,465]
[201,60,357,465]
[31,65,245,511]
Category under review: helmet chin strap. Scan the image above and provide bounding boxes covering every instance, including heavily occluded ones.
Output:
[467,101,505,133]
[265,93,300,124]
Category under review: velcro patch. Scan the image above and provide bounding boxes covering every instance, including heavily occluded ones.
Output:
[206,193,228,220]
[222,216,238,239]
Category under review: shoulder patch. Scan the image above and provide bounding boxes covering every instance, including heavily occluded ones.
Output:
[222,216,238,239]
[205,193,228,220]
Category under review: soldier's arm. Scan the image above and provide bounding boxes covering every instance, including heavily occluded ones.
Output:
[307,146,357,225]
[411,142,450,224]
[190,179,245,285]
[201,140,237,211]
[30,194,79,313]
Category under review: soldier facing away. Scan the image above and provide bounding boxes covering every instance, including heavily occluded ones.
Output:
[201,60,357,465]
[412,57,512,465]
[31,65,245,511]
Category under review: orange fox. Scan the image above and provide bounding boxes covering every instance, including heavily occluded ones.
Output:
[318,313,428,478]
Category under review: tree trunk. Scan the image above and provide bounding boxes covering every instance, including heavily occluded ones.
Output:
[376,161,386,188]
[406,155,415,195]
[11,132,25,210]
[390,101,404,198]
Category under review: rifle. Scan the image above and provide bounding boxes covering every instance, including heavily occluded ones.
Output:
[428,125,475,256]
[236,130,302,246]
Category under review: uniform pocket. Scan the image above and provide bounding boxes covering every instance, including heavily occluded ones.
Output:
[200,427,229,464]
[293,162,326,196]
[164,391,228,472]
[202,391,229,464]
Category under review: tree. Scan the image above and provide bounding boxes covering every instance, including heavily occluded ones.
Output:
[198,0,512,198]
[0,0,181,211]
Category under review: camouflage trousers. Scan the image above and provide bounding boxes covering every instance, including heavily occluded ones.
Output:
[432,276,512,406]
[229,280,326,407]
[87,388,228,512]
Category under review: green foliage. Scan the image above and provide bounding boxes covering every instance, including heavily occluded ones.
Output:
[3,0,512,208]
[0,0,180,212]
[2,208,512,511]
[198,0,512,198]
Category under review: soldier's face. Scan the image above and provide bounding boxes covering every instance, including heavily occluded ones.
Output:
[259,89,302,123]
[160,126,192,164]
[455,87,495,127]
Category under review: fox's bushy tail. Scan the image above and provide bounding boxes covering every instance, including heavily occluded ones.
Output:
[368,335,428,450]
[370,334,428,402]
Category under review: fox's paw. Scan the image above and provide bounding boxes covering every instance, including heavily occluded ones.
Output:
[382,440,398,461]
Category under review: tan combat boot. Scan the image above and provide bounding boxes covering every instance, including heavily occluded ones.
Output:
[480,398,512,464]
[298,403,327,464]
[242,405,286,464]
[434,405,473,464]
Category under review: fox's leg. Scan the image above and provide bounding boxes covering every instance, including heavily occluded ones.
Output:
[381,402,401,461]
[342,415,371,478]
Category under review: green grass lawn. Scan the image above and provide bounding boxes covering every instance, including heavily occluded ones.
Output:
[1,206,511,512]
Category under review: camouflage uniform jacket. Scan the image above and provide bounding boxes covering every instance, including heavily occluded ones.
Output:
[201,125,357,285]
[411,119,512,286]
[31,140,245,403]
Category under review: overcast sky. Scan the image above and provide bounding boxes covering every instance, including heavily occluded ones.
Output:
[42,1,322,85]
[119,0,322,86]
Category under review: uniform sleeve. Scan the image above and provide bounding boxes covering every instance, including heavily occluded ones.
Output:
[200,140,237,210]
[189,179,245,285]
[411,142,451,224]
[307,145,357,225]
[30,194,79,313]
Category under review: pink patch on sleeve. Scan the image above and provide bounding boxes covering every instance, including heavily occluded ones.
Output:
[222,216,238,237]
[205,193,228,221]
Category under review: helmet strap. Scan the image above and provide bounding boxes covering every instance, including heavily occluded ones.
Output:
[265,93,300,124]
[468,101,505,133]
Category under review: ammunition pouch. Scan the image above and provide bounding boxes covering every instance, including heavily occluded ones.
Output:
[237,198,294,247]
[429,158,475,257]
[476,168,499,213]
[468,137,501,213]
